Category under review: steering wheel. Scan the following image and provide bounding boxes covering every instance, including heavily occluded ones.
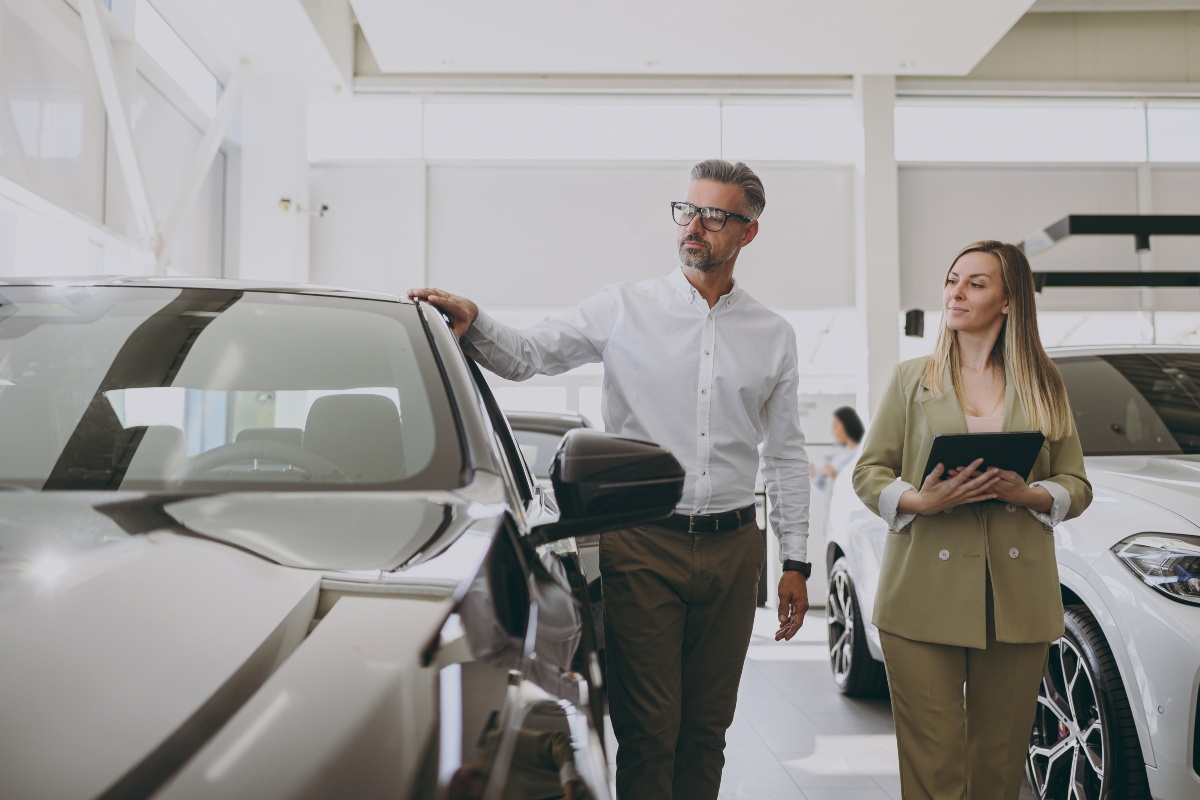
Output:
[173,440,351,482]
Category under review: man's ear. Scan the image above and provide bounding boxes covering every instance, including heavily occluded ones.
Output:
[740,219,759,247]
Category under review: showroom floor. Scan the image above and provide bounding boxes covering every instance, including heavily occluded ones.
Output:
[606,608,1037,800]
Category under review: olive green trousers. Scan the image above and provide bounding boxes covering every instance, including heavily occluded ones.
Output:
[599,521,763,800]
[879,576,1049,800]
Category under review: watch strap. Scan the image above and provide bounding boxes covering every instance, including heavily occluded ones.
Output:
[782,559,812,578]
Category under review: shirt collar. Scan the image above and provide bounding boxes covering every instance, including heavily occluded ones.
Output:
[667,267,742,308]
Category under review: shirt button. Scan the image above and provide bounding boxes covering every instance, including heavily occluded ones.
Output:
[1005,503,1016,512]
[700,389,706,395]
[938,549,950,561]
[705,350,711,355]
[1009,547,1020,559]
[701,432,706,437]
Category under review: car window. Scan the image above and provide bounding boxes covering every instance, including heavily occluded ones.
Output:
[464,359,537,505]
[0,286,462,490]
[1056,353,1200,455]
[511,430,564,480]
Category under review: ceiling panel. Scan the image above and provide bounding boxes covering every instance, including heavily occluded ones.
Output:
[349,0,1036,77]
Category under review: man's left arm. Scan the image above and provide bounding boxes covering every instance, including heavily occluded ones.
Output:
[759,334,811,642]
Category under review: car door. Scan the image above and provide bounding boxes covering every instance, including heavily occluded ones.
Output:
[461,358,611,800]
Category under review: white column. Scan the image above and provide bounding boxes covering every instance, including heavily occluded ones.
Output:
[853,75,901,418]
[234,74,310,283]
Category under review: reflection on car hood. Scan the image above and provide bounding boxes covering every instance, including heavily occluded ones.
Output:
[0,489,499,799]
[1088,454,1200,524]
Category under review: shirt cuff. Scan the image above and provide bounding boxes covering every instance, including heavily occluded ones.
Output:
[465,308,501,343]
[559,762,580,787]
[879,479,918,532]
[777,531,809,565]
[1028,480,1070,528]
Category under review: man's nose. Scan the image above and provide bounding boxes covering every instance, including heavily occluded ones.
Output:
[686,214,707,235]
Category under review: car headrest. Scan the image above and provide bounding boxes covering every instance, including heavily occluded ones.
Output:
[235,427,304,449]
[304,394,405,482]
[119,425,188,484]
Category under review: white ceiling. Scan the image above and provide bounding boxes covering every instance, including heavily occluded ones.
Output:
[349,0,1037,77]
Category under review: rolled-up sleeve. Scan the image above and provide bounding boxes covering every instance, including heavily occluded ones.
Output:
[461,289,617,381]
[759,334,810,564]
[879,479,918,532]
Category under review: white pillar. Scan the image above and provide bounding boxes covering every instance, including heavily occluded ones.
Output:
[234,74,310,283]
[854,75,901,418]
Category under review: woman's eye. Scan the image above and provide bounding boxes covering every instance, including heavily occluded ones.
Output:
[971,283,983,288]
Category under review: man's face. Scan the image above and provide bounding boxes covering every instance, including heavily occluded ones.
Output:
[676,179,758,273]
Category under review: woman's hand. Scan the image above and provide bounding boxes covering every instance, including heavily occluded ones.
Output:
[905,458,1000,515]
[946,466,1053,512]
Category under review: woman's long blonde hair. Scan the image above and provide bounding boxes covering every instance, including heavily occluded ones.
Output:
[921,240,1074,441]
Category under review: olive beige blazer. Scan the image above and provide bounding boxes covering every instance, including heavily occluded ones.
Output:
[853,357,1092,648]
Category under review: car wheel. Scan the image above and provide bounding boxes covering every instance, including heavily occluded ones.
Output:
[826,557,887,697]
[1026,604,1151,800]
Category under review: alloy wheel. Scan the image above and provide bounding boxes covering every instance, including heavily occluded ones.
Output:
[1027,636,1107,799]
[827,568,855,685]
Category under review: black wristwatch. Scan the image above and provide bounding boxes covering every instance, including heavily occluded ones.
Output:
[782,560,812,579]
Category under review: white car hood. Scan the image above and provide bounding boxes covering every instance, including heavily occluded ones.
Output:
[1087,454,1200,529]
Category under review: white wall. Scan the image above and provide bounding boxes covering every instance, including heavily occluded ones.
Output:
[309,164,425,293]
[311,163,856,307]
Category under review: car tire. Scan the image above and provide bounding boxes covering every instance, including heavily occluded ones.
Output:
[826,556,888,697]
[1026,604,1151,800]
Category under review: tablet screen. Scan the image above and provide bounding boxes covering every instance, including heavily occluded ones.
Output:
[921,431,1045,483]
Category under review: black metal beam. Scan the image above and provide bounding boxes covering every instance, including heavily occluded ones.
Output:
[1032,272,1200,292]
[1019,215,1200,258]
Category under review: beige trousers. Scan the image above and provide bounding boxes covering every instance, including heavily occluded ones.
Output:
[880,575,1049,800]
[600,520,763,800]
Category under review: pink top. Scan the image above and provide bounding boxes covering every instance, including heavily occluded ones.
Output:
[965,414,1003,433]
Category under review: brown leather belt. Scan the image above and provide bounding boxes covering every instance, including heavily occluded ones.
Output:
[659,503,757,533]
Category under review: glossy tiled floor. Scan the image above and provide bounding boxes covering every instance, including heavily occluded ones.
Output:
[606,607,1036,799]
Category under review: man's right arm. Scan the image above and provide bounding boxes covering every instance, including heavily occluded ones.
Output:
[407,287,613,381]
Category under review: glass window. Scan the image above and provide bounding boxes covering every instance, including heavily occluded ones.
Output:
[0,286,461,490]
[424,100,720,161]
[1056,353,1200,455]
[895,102,1147,163]
[1147,107,1200,163]
[721,101,857,162]
[0,0,108,222]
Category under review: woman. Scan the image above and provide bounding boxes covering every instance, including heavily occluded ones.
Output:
[812,406,864,494]
[852,241,1091,800]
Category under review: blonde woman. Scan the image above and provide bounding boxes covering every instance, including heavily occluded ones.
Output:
[853,241,1092,800]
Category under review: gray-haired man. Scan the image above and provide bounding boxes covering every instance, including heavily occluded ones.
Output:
[410,159,811,800]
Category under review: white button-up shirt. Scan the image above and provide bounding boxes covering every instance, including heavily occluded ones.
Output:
[462,268,810,563]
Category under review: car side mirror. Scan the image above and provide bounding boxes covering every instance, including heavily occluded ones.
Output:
[529,429,684,546]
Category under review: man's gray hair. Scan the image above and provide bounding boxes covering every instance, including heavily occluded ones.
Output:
[690,159,766,220]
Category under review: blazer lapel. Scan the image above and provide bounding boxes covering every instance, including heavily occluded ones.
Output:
[920,360,968,435]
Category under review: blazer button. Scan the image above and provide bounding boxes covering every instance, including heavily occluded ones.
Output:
[1005,503,1016,512]
[1009,547,1020,559]
[938,549,950,561]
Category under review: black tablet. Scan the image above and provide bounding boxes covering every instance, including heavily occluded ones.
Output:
[921,431,1045,483]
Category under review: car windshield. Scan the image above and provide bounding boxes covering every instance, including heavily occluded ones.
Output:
[1057,353,1200,456]
[0,285,462,491]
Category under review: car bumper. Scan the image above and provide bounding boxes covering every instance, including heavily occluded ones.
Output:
[1088,552,1200,799]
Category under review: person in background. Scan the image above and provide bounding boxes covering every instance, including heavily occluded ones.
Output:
[852,240,1091,800]
[811,406,864,495]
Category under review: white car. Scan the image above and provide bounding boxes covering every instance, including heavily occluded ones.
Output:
[825,346,1200,800]
[0,279,686,800]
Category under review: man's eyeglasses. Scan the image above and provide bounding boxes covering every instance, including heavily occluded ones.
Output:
[670,202,753,232]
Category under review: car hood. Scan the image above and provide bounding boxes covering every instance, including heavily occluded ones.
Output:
[1088,454,1200,519]
[0,489,494,799]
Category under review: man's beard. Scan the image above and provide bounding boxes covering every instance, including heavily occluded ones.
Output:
[679,238,736,272]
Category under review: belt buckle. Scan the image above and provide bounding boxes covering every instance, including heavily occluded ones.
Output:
[688,515,697,533]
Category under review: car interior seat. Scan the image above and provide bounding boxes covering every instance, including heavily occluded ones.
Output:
[303,394,405,482]
[235,427,304,449]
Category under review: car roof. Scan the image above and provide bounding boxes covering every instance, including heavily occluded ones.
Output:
[0,276,412,304]
[1048,344,1200,358]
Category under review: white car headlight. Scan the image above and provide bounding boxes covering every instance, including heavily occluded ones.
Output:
[1112,533,1200,606]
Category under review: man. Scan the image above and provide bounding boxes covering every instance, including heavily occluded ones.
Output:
[410,159,811,800]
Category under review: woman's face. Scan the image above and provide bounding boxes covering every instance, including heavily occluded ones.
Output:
[831,416,848,445]
[943,250,1007,335]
